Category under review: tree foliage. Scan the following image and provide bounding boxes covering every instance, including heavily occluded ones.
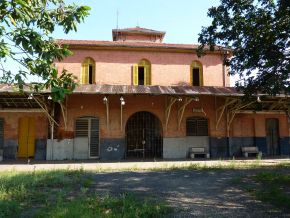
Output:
[0,0,90,101]
[198,0,290,96]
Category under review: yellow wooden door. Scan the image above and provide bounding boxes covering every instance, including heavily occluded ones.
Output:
[18,117,35,158]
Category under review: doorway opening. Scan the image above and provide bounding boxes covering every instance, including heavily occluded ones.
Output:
[266,118,280,156]
[18,117,35,158]
[75,117,100,158]
[125,111,163,158]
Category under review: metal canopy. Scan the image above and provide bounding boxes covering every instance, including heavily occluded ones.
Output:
[0,93,40,109]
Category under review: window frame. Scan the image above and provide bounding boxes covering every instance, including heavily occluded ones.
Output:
[133,59,151,85]
[186,117,209,136]
[81,57,95,84]
[190,61,203,86]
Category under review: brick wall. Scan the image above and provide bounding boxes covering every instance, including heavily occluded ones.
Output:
[56,49,230,87]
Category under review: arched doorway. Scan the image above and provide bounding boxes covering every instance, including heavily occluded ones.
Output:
[126,111,163,158]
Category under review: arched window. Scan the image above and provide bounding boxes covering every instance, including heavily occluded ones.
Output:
[190,61,203,86]
[186,117,208,136]
[132,59,151,85]
[81,57,95,84]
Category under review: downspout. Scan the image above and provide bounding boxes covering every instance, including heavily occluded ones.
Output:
[222,62,226,87]
[226,107,231,157]
[222,52,226,87]
[50,102,55,160]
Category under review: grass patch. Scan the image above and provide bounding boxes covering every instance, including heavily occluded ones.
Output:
[0,170,172,217]
[91,160,290,172]
[252,172,290,209]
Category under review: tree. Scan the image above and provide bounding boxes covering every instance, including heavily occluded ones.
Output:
[198,0,290,96]
[0,0,90,101]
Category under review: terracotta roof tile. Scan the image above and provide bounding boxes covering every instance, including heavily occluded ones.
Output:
[112,27,166,35]
[57,39,204,50]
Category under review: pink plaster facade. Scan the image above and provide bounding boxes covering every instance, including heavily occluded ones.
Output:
[56,49,230,87]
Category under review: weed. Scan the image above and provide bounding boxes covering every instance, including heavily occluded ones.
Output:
[0,170,172,217]
[247,172,290,210]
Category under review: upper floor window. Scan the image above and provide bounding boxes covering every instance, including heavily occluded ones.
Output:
[190,61,203,86]
[133,59,151,85]
[186,117,208,136]
[81,57,95,84]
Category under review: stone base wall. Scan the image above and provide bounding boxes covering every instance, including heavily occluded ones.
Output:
[163,137,209,159]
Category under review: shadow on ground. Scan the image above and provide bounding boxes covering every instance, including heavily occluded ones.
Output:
[91,168,290,217]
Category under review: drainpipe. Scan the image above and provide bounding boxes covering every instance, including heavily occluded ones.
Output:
[50,103,55,160]
[222,51,230,87]
[222,62,226,87]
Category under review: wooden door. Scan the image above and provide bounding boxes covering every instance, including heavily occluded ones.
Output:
[18,117,35,158]
[266,118,279,156]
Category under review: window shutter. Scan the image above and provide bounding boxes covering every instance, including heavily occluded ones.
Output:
[199,68,203,86]
[145,65,151,85]
[186,117,208,136]
[92,64,96,84]
[75,118,89,137]
[81,64,89,84]
[133,64,138,85]
[190,65,193,85]
[90,118,99,157]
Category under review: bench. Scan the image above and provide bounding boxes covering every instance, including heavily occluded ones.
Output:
[189,147,210,159]
[241,146,262,158]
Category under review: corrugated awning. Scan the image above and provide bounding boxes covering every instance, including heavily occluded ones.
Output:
[0,84,287,98]
[72,84,243,96]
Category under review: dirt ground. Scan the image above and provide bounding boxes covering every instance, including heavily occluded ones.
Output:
[91,169,290,217]
[1,159,290,217]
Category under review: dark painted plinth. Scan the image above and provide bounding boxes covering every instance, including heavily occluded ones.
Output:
[280,137,290,156]
[210,137,228,158]
[3,140,17,159]
[35,139,47,160]
[100,138,125,160]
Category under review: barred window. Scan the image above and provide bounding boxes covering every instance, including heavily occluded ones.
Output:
[186,117,208,136]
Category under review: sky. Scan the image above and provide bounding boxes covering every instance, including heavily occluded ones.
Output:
[6,0,239,85]
[52,0,240,85]
[52,0,221,44]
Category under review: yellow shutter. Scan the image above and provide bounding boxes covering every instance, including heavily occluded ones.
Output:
[18,117,35,158]
[27,118,35,157]
[133,64,138,85]
[82,64,89,84]
[18,117,28,158]
[92,65,96,84]
[199,69,203,86]
[190,65,193,85]
[144,65,151,85]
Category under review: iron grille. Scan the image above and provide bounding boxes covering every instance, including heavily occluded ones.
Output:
[186,117,208,136]
[126,111,163,158]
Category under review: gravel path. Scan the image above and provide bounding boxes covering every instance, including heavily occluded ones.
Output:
[91,169,290,217]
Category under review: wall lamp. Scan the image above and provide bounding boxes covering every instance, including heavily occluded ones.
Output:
[120,96,125,105]
[193,97,199,102]
[27,93,33,100]
[103,96,108,104]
